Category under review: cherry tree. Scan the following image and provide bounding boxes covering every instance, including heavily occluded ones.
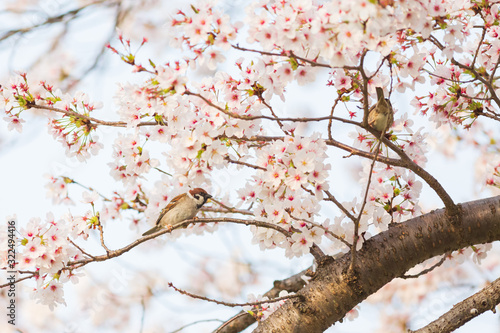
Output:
[1,0,500,332]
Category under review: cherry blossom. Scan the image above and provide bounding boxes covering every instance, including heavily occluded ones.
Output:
[1,0,500,331]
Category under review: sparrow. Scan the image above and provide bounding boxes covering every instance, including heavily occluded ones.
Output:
[142,188,212,236]
[368,87,394,133]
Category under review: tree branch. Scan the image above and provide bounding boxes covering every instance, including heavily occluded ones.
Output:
[167,282,300,308]
[61,217,293,270]
[0,1,112,42]
[30,103,157,127]
[185,90,359,125]
[214,267,312,333]
[410,276,500,333]
[253,195,500,333]
[400,253,448,279]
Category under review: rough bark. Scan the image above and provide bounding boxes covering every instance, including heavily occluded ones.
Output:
[249,196,500,333]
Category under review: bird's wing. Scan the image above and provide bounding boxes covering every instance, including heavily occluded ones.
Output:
[154,193,185,225]
[142,225,161,236]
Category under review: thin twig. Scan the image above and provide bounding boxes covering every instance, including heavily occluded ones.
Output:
[63,176,111,201]
[328,96,342,141]
[153,167,173,176]
[30,103,157,127]
[171,319,224,333]
[400,254,448,279]
[140,297,146,333]
[323,190,357,223]
[167,282,299,307]
[68,238,96,259]
[288,212,351,247]
[471,20,487,69]
[0,272,37,288]
[201,207,254,216]
[350,131,383,272]
[0,2,107,42]
[259,94,288,134]
[185,90,359,125]
[97,224,110,255]
[232,44,359,70]
[208,198,254,216]
[66,1,124,91]
[224,156,266,170]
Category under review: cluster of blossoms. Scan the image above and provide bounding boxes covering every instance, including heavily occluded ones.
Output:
[364,164,423,225]
[110,57,271,189]
[45,88,104,162]
[242,0,476,67]
[13,190,105,310]
[237,133,331,257]
[2,74,31,133]
[108,133,159,185]
[44,174,141,229]
[6,213,91,310]
[243,290,294,321]
[412,2,500,127]
[400,3,500,193]
[44,175,74,205]
[167,1,239,68]
[478,154,500,191]
[2,74,103,161]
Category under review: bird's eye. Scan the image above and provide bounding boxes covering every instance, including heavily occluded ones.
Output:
[194,194,200,200]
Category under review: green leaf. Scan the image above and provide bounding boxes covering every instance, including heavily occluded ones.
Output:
[62,177,74,184]
[288,57,299,70]
[89,215,99,226]
[196,149,204,159]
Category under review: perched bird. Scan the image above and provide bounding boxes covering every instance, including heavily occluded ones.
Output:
[368,87,394,133]
[142,188,212,236]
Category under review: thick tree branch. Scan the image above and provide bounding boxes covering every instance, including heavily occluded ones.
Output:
[253,196,500,333]
[410,276,500,333]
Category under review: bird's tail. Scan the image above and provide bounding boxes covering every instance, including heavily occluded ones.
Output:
[375,87,384,101]
[142,225,162,236]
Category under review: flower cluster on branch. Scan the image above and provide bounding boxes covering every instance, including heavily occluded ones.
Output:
[1,0,500,331]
